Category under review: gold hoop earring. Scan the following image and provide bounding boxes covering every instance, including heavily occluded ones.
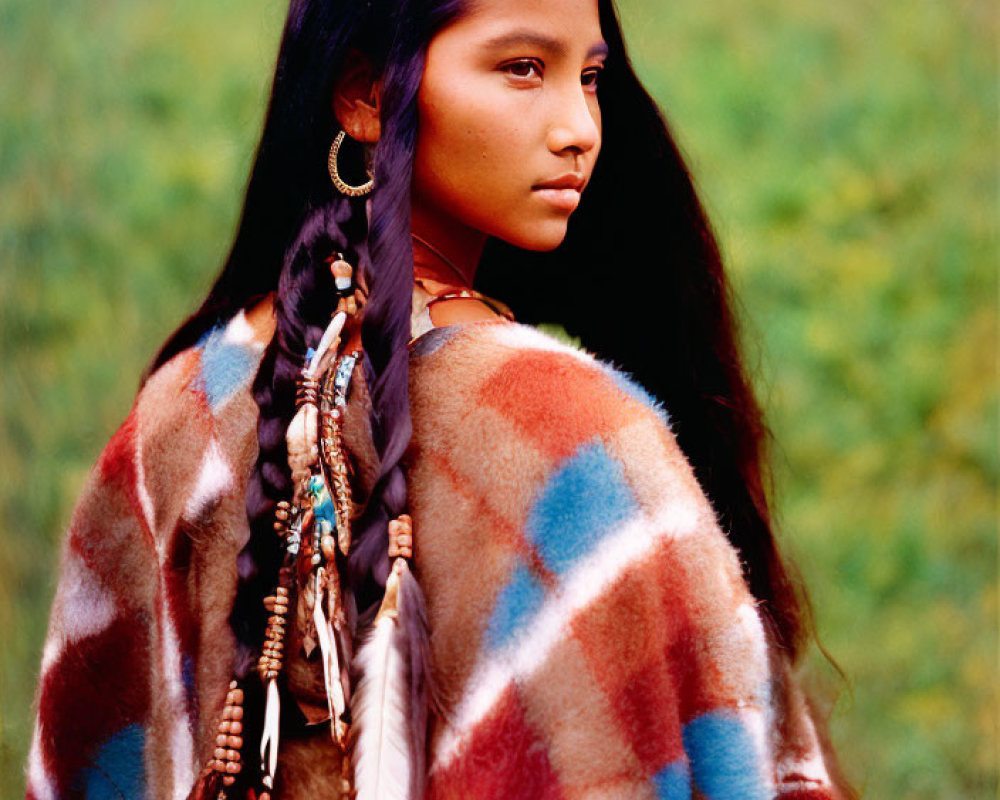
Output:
[328,130,374,197]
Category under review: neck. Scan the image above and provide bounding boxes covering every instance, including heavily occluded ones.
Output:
[410,200,487,287]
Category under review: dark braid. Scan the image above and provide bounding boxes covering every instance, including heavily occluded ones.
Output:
[349,23,430,621]
[235,196,371,651]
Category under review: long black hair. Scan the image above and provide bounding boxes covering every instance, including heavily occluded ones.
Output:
[146,0,808,706]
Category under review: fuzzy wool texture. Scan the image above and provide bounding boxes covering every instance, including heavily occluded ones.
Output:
[26,298,841,800]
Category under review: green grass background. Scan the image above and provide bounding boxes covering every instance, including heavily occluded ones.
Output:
[1,0,995,796]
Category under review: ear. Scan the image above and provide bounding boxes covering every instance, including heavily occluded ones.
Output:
[332,48,382,143]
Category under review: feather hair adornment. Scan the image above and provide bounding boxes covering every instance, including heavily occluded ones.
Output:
[306,311,347,379]
[385,513,440,796]
[260,677,281,796]
[396,561,438,795]
[313,567,350,747]
[287,311,347,504]
[350,558,413,800]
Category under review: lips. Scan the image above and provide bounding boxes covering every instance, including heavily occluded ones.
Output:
[532,173,586,212]
[532,173,586,191]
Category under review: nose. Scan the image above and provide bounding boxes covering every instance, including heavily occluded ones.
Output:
[545,83,600,159]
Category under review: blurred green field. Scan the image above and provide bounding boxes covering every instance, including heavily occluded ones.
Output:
[1,0,995,797]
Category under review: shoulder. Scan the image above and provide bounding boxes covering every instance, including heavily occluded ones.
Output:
[104,296,276,539]
[151,293,274,392]
[407,327,767,768]
[410,319,666,421]
[408,320,717,538]
[55,296,275,602]
[137,294,275,439]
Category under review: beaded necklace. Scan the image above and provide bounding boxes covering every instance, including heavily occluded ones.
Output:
[412,275,515,322]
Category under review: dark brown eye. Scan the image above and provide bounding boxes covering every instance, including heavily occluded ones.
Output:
[582,67,604,90]
[502,59,542,80]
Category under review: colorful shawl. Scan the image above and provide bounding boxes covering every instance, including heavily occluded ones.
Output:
[26,300,841,799]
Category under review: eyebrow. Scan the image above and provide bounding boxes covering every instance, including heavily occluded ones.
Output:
[482,29,609,60]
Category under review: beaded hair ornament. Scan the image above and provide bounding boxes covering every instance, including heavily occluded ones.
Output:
[194,252,421,800]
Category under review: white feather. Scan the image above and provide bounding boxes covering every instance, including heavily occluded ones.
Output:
[351,614,412,800]
[313,570,347,720]
[260,678,281,788]
[305,311,347,378]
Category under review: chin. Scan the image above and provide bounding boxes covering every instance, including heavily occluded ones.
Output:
[492,219,570,252]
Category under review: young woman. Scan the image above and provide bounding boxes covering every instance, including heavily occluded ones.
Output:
[27,0,850,797]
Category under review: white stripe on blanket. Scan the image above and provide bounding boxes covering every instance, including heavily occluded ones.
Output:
[429,496,706,773]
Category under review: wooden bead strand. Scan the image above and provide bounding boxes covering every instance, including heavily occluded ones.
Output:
[211,680,245,786]
[387,514,413,560]
[272,500,292,536]
[257,585,290,681]
[320,351,359,557]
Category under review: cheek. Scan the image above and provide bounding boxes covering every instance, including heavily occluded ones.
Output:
[413,76,527,223]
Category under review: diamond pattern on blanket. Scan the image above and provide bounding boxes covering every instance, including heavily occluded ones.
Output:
[486,562,547,650]
[526,438,639,575]
[195,321,262,413]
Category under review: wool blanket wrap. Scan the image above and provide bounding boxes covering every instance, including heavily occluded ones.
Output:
[27,302,841,800]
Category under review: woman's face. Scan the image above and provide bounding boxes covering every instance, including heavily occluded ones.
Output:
[412,0,607,252]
